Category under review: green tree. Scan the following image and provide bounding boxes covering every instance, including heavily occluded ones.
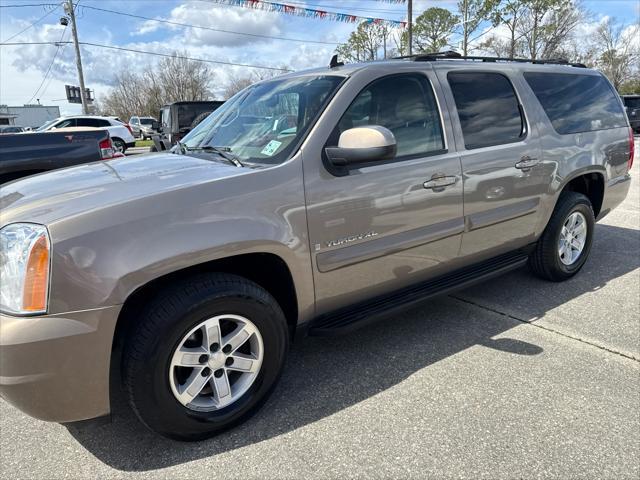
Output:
[490,0,528,58]
[458,0,500,56]
[413,7,460,53]
[619,77,640,95]
[335,22,389,63]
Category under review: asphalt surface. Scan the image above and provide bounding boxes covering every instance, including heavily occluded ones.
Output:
[1,141,639,479]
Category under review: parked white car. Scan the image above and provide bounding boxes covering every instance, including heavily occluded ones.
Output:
[36,115,136,153]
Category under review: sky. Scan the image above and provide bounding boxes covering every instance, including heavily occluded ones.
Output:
[0,0,638,116]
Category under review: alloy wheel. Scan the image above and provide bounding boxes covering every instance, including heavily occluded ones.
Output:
[169,314,263,411]
[558,211,588,266]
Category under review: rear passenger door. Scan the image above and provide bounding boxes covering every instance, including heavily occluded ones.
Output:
[439,70,548,258]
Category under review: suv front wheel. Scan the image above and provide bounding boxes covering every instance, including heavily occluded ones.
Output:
[529,191,595,281]
[122,273,289,441]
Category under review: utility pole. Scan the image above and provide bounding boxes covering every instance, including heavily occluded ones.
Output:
[65,0,88,114]
[407,0,413,56]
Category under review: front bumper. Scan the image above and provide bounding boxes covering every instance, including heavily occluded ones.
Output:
[0,305,121,423]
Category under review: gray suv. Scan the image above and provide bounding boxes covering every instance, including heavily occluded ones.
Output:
[0,55,633,441]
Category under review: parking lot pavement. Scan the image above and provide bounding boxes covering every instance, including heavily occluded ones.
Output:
[1,147,638,480]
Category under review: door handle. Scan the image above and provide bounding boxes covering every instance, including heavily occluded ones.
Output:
[515,156,539,170]
[423,175,457,191]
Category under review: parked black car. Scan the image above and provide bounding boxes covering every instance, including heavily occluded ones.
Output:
[621,95,640,133]
[151,101,224,151]
[0,128,117,184]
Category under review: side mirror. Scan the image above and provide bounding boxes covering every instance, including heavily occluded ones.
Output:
[325,126,396,168]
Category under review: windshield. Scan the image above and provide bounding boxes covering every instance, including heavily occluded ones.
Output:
[181,75,344,165]
[140,118,155,125]
[36,118,60,131]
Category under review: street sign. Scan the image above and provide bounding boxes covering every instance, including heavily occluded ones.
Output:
[65,85,93,104]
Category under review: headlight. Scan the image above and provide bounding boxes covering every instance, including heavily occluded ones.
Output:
[0,223,50,315]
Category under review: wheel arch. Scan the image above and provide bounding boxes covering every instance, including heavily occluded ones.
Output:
[111,252,300,359]
[558,170,605,218]
[111,136,126,150]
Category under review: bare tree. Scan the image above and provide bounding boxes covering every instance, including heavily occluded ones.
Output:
[99,51,214,120]
[593,18,639,90]
[221,68,288,99]
[478,35,514,57]
[517,0,583,60]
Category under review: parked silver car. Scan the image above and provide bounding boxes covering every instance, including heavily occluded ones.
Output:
[128,116,158,139]
[0,54,633,441]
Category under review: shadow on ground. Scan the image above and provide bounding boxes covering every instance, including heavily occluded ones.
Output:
[66,224,638,471]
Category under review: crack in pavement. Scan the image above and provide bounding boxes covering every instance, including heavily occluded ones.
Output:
[449,294,640,363]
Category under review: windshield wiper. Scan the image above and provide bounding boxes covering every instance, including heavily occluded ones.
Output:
[175,140,187,155]
[185,145,244,167]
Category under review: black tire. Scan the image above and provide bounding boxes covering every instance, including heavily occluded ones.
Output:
[112,137,126,154]
[122,273,289,441]
[149,145,158,152]
[528,191,595,281]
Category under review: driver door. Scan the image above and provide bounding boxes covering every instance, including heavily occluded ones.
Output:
[303,71,464,315]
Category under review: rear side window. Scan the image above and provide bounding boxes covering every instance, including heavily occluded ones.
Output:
[448,72,525,149]
[524,73,627,134]
[333,73,445,158]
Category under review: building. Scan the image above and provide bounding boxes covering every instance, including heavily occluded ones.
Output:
[0,104,60,128]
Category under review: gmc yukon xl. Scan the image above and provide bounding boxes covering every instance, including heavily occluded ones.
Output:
[0,55,633,440]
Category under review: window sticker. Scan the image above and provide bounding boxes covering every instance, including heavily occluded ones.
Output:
[261,140,282,156]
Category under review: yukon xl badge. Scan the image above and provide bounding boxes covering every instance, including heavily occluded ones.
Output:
[324,231,379,248]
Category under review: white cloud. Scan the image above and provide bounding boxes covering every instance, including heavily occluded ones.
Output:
[133,1,285,48]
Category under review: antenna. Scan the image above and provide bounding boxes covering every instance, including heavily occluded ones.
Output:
[329,54,344,69]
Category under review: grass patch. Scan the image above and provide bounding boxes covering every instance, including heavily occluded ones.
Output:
[135,139,154,148]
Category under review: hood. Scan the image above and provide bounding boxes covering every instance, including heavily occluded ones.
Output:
[0,152,246,227]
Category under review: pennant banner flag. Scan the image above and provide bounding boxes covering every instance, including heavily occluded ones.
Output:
[205,0,407,28]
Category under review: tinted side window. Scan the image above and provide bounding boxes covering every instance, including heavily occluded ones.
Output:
[448,72,524,149]
[524,73,627,134]
[333,74,445,158]
[55,119,77,128]
[624,97,640,109]
[76,118,99,127]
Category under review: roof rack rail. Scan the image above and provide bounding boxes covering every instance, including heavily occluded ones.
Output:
[393,51,586,68]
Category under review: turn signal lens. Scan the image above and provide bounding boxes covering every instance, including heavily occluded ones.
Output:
[0,223,50,315]
[22,234,50,312]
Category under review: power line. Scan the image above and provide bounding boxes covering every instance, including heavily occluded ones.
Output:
[0,2,61,44]
[80,42,293,71]
[0,41,293,71]
[0,3,58,7]
[78,4,341,46]
[26,23,68,104]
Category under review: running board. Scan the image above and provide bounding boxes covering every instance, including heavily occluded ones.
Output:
[308,248,530,336]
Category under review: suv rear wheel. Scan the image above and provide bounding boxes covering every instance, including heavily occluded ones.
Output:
[122,273,289,441]
[529,191,595,281]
